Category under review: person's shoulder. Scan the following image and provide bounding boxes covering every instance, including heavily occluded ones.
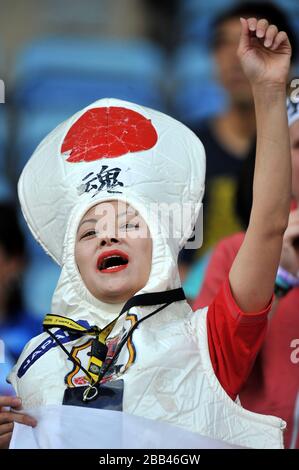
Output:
[14,330,49,364]
[7,331,50,390]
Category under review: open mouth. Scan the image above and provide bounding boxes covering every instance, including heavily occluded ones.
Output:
[97,250,129,274]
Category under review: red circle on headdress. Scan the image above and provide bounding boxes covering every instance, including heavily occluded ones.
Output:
[61,107,158,163]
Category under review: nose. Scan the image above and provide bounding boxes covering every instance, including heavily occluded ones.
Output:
[98,235,120,248]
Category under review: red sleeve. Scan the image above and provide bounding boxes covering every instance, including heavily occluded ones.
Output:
[207,276,273,400]
[193,232,245,310]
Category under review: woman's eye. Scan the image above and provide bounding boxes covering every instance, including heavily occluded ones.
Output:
[81,230,96,239]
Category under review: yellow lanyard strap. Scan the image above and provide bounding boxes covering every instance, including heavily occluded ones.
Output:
[43,314,117,384]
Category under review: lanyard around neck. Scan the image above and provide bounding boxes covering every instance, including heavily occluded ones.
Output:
[43,287,186,401]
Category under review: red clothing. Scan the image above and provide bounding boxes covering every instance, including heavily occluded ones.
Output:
[195,232,299,449]
[207,276,271,401]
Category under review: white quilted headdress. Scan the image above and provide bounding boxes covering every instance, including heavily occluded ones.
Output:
[18,98,206,327]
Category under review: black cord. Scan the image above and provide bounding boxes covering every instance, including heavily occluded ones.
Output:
[96,301,172,384]
[45,328,94,384]
[44,287,186,399]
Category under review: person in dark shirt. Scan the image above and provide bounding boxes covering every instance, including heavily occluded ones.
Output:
[183,2,297,266]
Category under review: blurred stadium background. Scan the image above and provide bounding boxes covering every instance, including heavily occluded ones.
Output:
[0,1,298,388]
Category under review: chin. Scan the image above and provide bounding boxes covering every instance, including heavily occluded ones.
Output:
[95,283,134,303]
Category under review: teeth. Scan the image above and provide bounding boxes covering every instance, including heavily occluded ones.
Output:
[99,254,128,270]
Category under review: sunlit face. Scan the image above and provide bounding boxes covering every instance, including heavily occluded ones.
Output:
[75,200,152,304]
[213,18,252,105]
[290,120,299,201]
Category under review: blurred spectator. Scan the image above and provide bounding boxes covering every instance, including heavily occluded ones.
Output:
[192,100,299,448]
[143,0,179,49]
[189,1,297,257]
[0,203,41,395]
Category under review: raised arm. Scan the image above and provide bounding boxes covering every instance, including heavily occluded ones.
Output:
[229,17,292,312]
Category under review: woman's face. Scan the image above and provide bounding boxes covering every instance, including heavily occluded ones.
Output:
[290,120,299,202]
[75,200,152,304]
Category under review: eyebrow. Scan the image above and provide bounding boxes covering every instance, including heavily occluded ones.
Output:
[78,211,137,231]
[78,218,97,230]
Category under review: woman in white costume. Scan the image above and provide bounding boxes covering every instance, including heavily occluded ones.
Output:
[0,18,293,448]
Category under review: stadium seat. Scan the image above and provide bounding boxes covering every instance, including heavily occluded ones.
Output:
[13,37,166,112]
[172,44,214,83]
[178,0,235,17]
[15,110,74,176]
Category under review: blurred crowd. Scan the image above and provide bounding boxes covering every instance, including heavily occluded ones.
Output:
[0,0,299,448]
